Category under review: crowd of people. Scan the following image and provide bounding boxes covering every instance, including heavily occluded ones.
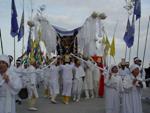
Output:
[0,54,149,113]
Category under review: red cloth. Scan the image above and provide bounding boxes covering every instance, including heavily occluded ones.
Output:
[98,63,104,97]
[92,55,104,97]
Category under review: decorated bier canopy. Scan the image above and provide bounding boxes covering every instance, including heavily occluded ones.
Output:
[52,25,81,37]
[53,25,81,55]
[33,12,106,56]
[77,12,107,57]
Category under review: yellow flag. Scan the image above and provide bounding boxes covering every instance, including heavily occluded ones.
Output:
[110,37,115,57]
[104,36,110,55]
[101,36,106,44]
[105,36,110,49]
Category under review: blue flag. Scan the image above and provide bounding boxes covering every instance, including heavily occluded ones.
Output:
[124,16,135,48]
[18,11,24,41]
[134,0,141,20]
[11,0,18,37]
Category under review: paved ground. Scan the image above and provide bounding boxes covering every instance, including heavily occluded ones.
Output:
[16,88,150,113]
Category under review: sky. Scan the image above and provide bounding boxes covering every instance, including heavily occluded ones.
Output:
[0,0,150,67]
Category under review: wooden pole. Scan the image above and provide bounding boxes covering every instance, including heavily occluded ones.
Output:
[14,37,16,65]
[0,29,4,54]
[129,48,131,64]
[22,0,25,54]
[142,16,150,69]
[137,19,141,57]
[125,45,127,61]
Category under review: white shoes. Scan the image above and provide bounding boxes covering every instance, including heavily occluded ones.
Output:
[64,102,69,105]
[76,99,80,102]
[91,95,94,99]
[51,100,57,104]
[28,107,38,111]
[85,97,89,100]
[73,97,76,101]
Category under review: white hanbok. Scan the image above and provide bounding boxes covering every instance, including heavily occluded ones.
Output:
[26,65,39,99]
[49,65,60,95]
[93,64,100,97]
[84,60,94,90]
[60,64,74,96]
[72,65,85,100]
[0,71,22,113]
[105,73,122,113]
[121,74,144,113]
[118,67,130,80]
[43,67,50,91]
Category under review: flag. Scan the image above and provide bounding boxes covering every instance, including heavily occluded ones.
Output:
[101,36,106,44]
[18,11,24,41]
[110,37,115,57]
[123,18,131,46]
[10,0,18,37]
[134,0,141,20]
[123,16,135,48]
[104,36,110,55]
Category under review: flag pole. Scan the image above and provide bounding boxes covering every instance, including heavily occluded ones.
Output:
[142,16,150,69]
[31,0,33,19]
[0,29,4,54]
[113,57,116,64]
[22,0,25,54]
[137,19,141,57]
[129,48,131,64]
[125,45,127,61]
[14,37,16,65]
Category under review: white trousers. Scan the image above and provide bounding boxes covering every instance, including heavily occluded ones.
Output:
[62,80,72,96]
[72,78,83,99]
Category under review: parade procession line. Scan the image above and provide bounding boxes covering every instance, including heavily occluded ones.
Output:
[16,87,150,113]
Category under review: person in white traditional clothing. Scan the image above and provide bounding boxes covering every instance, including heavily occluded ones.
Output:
[121,64,144,113]
[0,55,22,113]
[83,58,94,99]
[43,64,51,98]
[134,57,146,80]
[49,59,60,104]
[105,64,122,113]
[118,58,130,80]
[72,59,85,102]
[7,55,15,74]
[60,56,74,104]
[8,55,13,67]
[92,62,100,97]
[26,62,39,111]
[15,59,24,105]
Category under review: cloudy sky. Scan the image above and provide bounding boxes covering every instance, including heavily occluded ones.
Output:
[0,0,150,67]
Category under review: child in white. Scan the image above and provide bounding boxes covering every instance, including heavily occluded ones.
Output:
[72,60,85,102]
[49,62,60,103]
[121,64,144,113]
[105,64,122,113]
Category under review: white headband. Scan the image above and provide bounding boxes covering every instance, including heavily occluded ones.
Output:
[130,64,139,72]
[0,55,10,66]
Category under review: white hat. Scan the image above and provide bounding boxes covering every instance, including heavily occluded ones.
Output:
[109,64,118,73]
[130,64,139,72]
[0,55,10,66]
